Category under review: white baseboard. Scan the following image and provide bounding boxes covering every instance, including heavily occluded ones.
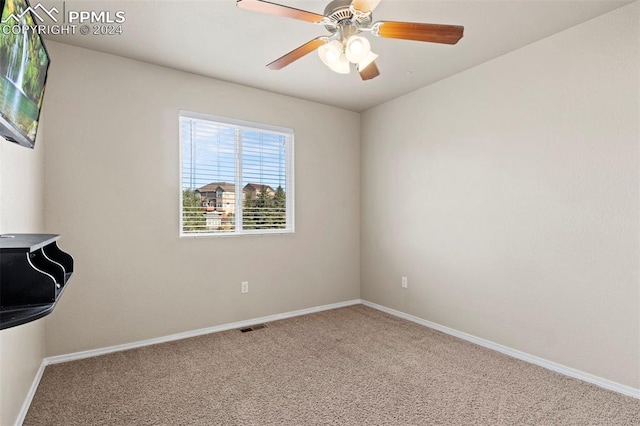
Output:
[362,300,640,399]
[45,299,362,365]
[15,358,47,426]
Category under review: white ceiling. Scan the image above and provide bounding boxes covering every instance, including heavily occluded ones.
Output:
[39,0,631,112]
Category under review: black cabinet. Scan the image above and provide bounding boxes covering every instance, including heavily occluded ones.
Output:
[0,234,74,330]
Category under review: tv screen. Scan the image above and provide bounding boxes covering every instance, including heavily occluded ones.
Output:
[0,0,50,148]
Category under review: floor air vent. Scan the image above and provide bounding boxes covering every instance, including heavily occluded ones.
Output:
[239,324,267,333]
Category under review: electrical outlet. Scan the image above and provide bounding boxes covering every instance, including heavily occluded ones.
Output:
[401,276,408,289]
[241,281,249,293]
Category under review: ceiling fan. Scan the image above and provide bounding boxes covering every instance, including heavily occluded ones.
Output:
[236,0,464,81]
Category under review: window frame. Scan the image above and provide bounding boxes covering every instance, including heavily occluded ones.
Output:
[179,110,295,238]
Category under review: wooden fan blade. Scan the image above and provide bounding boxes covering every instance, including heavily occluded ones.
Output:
[374,21,464,44]
[236,0,324,23]
[351,0,381,13]
[267,37,326,70]
[358,61,380,81]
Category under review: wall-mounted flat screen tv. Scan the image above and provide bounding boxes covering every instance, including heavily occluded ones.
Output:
[0,0,50,148]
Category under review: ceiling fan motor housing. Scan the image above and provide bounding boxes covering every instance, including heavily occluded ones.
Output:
[323,0,372,33]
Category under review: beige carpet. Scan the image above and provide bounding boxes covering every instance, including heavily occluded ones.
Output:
[25,305,639,425]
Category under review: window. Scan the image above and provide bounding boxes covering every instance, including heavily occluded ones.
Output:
[180,111,294,236]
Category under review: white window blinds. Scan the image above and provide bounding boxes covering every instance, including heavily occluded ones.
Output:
[180,111,294,236]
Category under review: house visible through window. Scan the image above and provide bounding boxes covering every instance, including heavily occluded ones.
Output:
[180,111,294,236]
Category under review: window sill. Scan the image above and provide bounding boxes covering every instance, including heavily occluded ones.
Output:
[180,229,295,239]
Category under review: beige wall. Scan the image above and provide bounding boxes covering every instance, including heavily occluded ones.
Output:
[361,3,639,388]
[0,131,46,425]
[42,42,361,356]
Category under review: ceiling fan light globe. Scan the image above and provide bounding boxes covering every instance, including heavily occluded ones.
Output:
[328,53,350,74]
[345,35,371,63]
[318,40,342,67]
[318,44,329,65]
[326,49,340,63]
